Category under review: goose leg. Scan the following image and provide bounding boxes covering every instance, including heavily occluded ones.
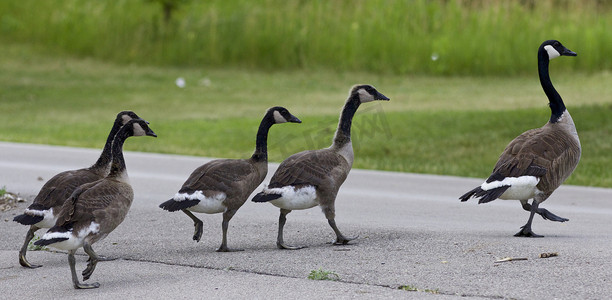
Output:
[82,242,99,281]
[69,250,99,289]
[323,204,357,245]
[520,200,569,222]
[277,209,304,250]
[182,209,203,242]
[217,209,243,252]
[328,219,358,245]
[515,200,544,238]
[89,255,115,262]
[19,226,42,268]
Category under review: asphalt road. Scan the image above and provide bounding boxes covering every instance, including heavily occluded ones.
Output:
[1,141,610,299]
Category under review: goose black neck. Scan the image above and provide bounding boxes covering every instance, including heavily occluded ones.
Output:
[333,97,360,147]
[538,51,566,123]
[108,128,130,177]
[251,115,274,162]
[91,121,122,171]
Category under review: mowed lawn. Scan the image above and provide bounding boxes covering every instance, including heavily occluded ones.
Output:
[1,44,611,187]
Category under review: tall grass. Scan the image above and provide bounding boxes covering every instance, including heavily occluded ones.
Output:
[1,0,611,75]
[1,43,611,187]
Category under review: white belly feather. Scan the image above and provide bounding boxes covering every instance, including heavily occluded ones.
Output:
[175,191,227,214]
[265,185,318,210]
[25,207,57,228]
[481,175,540,200]
[40,221,101,251]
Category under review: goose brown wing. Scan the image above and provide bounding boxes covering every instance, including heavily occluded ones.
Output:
[179,159,258,195]
[531,128,581,190]
[487,129,548,183]
[268,149,344,189]
[32,168,101,209]
[488,127,578,185]
[55,179,132,227]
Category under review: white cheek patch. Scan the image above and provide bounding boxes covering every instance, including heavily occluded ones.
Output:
[544,45,560,60]
[273,110,287,123]
[121,114,132,124]
[358,88,375,103]
[132,123,146,136]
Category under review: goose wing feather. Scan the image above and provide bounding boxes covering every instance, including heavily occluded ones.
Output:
[179,159,259,196]
[488,127,580,192]
[268,149,346,189]
[31,168,102,210]
[56,179,132,229]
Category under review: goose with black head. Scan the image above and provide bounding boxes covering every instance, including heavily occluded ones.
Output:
[159,107,301,252]
[12,111,146,268]
[459,40,580,237]
[252,84,389,249]
[34,119,156,289]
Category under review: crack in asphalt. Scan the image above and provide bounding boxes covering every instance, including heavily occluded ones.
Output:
[9,249,513,299]
[118,256,511,299]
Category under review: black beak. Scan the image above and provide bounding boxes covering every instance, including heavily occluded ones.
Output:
[562,47,577,57]
[288,115,302,123]
[376,92,390,101]
[146,128,158,137]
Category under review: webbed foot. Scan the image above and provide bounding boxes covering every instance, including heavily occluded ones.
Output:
[19,254,42,269]
[82,259,98,281]
[216,245,244,252]
[538,208,569,222]
[87,255,115,262]
[277,241,306,250]
[333,234,358,245]
[514,225,544,238]
[74,281,100,289]
[193,220,203,242]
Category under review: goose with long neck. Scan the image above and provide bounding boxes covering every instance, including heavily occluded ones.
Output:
[159,107,301,252]
[539,40,575,123]
[252,84,389,249]
[34,119,156,289]
[12,111,145,269]
[459,40,581,237]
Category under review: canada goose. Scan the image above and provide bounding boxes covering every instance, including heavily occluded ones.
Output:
[252,85,389,249]
[12,111,145,268]
[34,119,156,289]
[159,107,301,252]
[459,40,580,237]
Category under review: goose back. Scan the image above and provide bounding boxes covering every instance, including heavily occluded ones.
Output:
[53,178,134,247]
[15,169,103,227]
[267,149,350,195]
[35,119,155,249]
[13,111,144,227]
[176,158,267,211]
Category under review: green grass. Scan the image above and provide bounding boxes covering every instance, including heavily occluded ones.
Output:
[307,268,340,281]
[1,43,611,187]
[1,0,611,75]
[399,284,439,294]
[27,235,48,252]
